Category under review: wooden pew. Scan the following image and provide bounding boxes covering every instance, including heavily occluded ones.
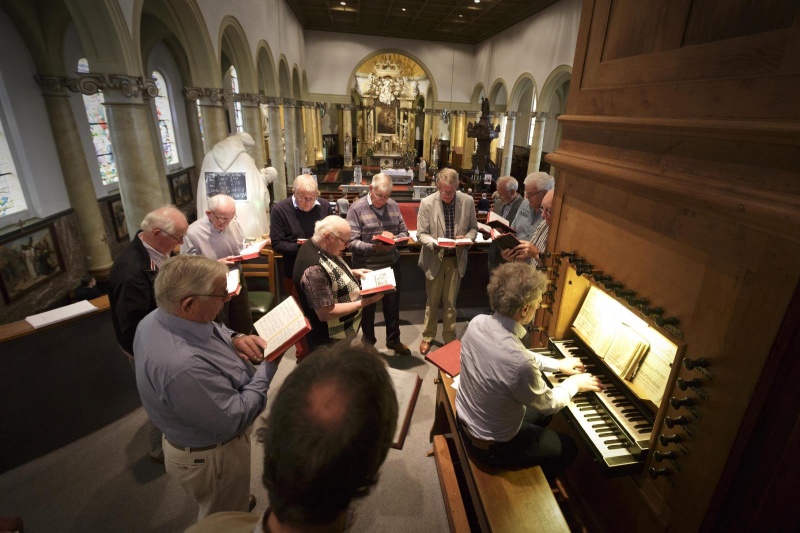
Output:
[431,371,569,532]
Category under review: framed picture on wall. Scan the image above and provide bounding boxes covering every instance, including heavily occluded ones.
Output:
[0,224,65,303]
[377,105,397,135]
[170,170,193,207]
[109,198,128,242]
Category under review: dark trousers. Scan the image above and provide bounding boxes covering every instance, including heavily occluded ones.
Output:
[360,262,401,345]
[217,283,254,334]
[459,410,577,481]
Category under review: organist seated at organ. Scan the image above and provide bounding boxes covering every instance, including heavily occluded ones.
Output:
[456,262,604,479]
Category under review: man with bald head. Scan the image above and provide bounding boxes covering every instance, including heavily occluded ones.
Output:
[108,204,188,463]
[181,194,253,334]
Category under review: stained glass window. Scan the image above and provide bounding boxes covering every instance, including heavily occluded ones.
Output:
[0,117,27,218]
[152,71,179,166]
[229,66,243,133]
[78,58,118,185]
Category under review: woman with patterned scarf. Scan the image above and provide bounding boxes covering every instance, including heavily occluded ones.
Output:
[293,215,384,351]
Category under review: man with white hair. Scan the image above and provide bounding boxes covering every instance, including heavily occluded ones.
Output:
[108,205,189,464]
[293,216,383,350]
[502,188,555,267]
[181,194,253,334]
[487,175,524,272]
[497,172,555,268]
[346,173,411,355]
[196,132,275,240]
[135,254,277,522]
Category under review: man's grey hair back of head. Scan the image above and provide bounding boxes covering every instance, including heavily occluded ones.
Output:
[155,254,228,314]
[524,172,555,192]
[438,168,458,187]
[314,215,346,240]
[371,173,393,192]
[497,175,518,191]
[488,262,548,317]
[140,205,184,234]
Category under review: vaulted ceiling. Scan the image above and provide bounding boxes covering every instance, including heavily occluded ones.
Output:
[283,0,560,45]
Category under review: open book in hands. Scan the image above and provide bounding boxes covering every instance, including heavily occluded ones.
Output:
[253,296,311,362]
[372,235,410,245]
[228,239,269,261]
[486,211,516,233]
[227,269,241,296]
[359,266,397,296]
[437,237,473,247]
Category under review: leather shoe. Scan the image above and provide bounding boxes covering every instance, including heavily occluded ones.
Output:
[419,340,431,356]
[386,342,411,355]
[248,494,257,512]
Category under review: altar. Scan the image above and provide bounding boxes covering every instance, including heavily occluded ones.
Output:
[383,168,414,185]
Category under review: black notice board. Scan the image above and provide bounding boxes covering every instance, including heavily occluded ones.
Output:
[205,172,248,200]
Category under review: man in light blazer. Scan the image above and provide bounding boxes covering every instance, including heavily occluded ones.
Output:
[416,168,479,355]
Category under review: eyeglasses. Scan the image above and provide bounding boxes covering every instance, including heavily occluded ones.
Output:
[158,228,184,242]
[542,207,552,216]
[525,189,545,199]
[372,191,391,200]
[295,194,318,203]
[329,233,350,245]
[183,291,230,301]
[210,211,236,223]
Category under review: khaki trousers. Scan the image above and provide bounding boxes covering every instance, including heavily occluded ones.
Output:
[163,433,251,521]
[423,256,461,343]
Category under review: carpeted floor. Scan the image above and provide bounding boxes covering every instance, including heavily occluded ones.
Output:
[0,307,489,533]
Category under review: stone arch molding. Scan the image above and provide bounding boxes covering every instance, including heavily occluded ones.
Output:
[508,73,538,112]
[470,83,487,107]
[255,40,278,96]
[65,0,140,75]
[278,56,292,98]
[348,49,438,105]
[489,78,508,109]
[218,15,256,93]
[538,65,572,113]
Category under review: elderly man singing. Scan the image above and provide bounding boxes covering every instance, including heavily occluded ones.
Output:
[134,254,278,521]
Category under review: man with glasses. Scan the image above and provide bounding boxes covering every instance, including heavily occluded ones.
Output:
[108,205,188,463]
[416,168,478,356]
[497,172,554,268]
[487,175,525,272]
[293,216,383,350]
[346,173,411,355]
[502,188,554,268]
[181,194,253,334]
[134,254,277,522]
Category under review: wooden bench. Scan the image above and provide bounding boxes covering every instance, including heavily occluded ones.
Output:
[430,371,569,533]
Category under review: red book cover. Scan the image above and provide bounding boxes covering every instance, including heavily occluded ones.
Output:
[229,239,269,261]
[425,339,462,377]
[372,235,410,245]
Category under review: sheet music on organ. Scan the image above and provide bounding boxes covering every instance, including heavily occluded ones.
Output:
[572,286,676,406]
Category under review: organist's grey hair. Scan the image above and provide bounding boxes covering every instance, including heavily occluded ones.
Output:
[155,254,228,315]
[488,262,548,317]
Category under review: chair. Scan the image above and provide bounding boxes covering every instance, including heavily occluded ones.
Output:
[242,248,277,322]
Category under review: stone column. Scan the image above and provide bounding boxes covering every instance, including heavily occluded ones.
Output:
[266,98,287,200]
[527,112,548,175]
[430,112,440,166]
[77,73,164,236]
[303,104,316,166]
[183,88,206,183]
[422,110,432,163]
[241,96,266,169]
[341,104,353,167]
[501,112,517,176]
[199,88,229,152]
[141,92,171,204]
[489,115,500,166]
[295,104,306,167]
[283,100,298,183]
[35,75,113,274]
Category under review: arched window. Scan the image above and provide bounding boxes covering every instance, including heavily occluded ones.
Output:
[0,117,27,219]
[498,114,508,149]
[78,58,117,185]
[152,71,179,167]
[229,65,243,133]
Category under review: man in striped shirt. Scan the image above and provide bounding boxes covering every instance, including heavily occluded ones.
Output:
[501,188,554,267]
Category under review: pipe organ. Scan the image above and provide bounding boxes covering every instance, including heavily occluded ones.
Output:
[533,0,800,530]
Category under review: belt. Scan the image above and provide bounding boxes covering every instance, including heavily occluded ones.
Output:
[166,434,240,453]
[458,424,496,451]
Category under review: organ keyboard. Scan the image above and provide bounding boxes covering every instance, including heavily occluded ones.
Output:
[536,337,656,475]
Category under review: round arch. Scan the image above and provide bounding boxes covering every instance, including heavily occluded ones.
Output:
[277,56,292,98]
[64,0,140,74]
[291,66,301,99]
[0,1,74,74]
[489,79,508,109]
[538,65,572,113]
[348,48,438,105]
[301,71,309,100]
[470,83,487,106]
[218,15,256,92]
[255,41,278,96]
[508,73,538,112]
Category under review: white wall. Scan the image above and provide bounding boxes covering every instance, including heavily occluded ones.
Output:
[147,41,194,170]
[198,0,305,88]
[0,8,69,228]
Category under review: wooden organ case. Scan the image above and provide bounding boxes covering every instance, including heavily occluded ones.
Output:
[535,0,800,531]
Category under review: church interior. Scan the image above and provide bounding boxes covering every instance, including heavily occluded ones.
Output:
[0,0,798,531]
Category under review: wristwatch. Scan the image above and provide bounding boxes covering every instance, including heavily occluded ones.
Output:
[231,333,246,342]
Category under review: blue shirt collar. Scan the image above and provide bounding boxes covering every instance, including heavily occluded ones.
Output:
[154,308,216,343]
[492,311,527,340]
[292,196,321,210]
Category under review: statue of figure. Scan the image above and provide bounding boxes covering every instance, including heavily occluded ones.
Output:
[481,97,490,117]
[367,111,374,142]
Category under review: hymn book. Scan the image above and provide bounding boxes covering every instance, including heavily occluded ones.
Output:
[437,237,473,247]
[359,267,396,296]
[253,296,311,362]
[25,300,98,329]
[492,231,521,251]
[486,212,516,233]
[372,235,410,245]
[226,269,241,296]
[424,339,462,377]
[228,239,268,261]
[387,367,422,449]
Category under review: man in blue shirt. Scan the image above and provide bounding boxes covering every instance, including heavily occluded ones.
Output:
[134,254,278,521]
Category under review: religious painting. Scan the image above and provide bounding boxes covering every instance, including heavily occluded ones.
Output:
[0,224,65,303]
[109,198,128,242]
[170,170,193,207]
[376,105,397,135]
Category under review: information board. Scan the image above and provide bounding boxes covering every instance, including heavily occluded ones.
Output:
[205,172,248,200]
